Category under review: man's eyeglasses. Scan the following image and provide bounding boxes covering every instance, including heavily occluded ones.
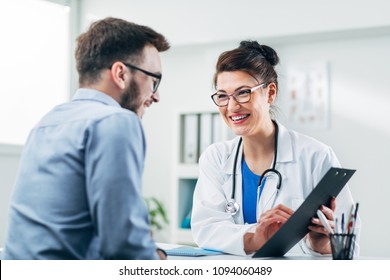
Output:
[122,62,162,93]
[211,83,268,107]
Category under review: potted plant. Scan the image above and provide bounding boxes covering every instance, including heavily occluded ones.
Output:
[144,197,169,232]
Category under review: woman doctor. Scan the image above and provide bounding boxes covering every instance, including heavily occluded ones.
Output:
[191,41,360,256]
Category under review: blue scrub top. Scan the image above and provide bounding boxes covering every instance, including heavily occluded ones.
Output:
[242,158,266,224]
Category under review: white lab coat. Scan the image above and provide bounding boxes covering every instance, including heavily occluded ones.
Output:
[191,121,360,256]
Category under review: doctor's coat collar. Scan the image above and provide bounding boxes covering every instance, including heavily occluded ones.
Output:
[222,121,294,175]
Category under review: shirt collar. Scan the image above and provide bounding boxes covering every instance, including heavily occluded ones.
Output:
[72,88,121,108]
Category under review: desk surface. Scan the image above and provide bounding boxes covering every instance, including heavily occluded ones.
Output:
[157,243,247,260]
[157,243,328,260]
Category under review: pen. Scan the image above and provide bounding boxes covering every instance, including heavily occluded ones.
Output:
[346,204,355,234]
[341,213,345,233]
[316,209,334,234]
[353,203,359,219]
[351,202,359,234]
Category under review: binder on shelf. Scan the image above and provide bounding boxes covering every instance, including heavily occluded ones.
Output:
[212,113,223,143]
[199,113,213,155]
[183,114,199,164]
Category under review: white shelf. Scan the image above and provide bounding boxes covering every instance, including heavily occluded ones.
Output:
[177,164,199,178]
[171,111,232,246]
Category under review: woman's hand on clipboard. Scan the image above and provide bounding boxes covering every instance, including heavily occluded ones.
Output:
[307,197,336,254]
[244,204,294,254]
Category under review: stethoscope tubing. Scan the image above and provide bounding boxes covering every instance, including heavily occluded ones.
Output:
[226,120,282,215]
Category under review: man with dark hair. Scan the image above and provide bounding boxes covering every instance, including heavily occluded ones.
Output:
[3,17,170,260]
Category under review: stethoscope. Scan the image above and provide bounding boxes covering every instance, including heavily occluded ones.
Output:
[225,120,282,216]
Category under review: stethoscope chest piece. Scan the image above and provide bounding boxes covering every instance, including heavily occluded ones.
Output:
[225,120,282,216]
[225,199,240,216]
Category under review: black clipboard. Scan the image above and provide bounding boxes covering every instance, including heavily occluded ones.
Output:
[252,167,356,258]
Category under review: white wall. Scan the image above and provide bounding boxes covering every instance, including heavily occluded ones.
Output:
[0,145,22,248]
[80,0,390,46]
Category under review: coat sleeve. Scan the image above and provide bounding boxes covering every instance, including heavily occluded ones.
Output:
[191,144,253,256]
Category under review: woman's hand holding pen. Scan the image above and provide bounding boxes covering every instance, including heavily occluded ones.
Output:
[244,204,294,254]
[307,197,336,254]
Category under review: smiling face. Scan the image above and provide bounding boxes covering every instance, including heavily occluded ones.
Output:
[216,71,276,137]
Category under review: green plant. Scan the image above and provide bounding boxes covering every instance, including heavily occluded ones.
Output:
[144,197,169,231]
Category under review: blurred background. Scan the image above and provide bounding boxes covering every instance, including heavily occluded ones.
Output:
[0,0,389,257]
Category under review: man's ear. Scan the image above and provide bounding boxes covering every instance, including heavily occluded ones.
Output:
[267,82,277,104]
[109,61,129,90]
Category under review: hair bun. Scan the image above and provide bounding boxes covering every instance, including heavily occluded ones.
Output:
[239,40,279,66]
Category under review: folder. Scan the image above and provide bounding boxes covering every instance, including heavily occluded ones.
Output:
[252,167,356,258]
[199,113,213,154]
[212,113,223,143]
[183,114,199,164]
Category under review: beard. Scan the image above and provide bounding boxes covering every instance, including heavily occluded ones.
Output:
[120,78,141,114]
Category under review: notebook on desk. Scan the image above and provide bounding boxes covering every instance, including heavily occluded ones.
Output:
[252,167,356,258]
[165,246,224,257]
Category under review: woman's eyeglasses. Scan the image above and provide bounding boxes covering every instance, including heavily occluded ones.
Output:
[211,83,267,107]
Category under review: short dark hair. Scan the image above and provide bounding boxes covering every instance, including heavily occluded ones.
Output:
[75,17,170,85]
[213,40,279,89]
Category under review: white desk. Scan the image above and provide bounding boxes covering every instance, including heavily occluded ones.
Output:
[157,243,327,260]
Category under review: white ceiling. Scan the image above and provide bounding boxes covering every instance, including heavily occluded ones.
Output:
[80,0,390,46]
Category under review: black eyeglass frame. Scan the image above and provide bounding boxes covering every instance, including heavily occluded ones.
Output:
[122,62,162,93]
[211,82,268,107]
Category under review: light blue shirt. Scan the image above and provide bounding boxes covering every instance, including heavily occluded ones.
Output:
[3,89,159,259]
